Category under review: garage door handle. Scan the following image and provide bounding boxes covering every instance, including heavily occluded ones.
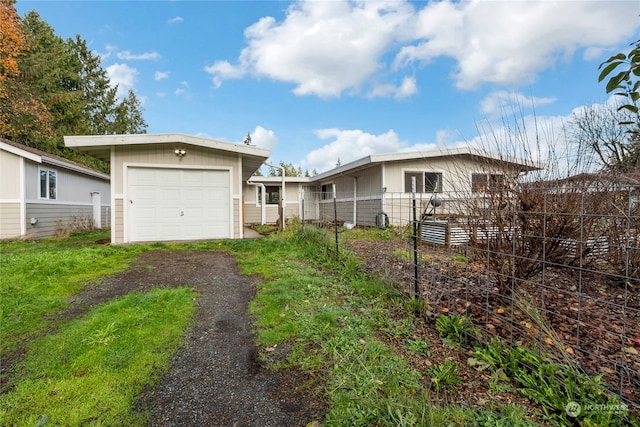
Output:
[180,211,184,216]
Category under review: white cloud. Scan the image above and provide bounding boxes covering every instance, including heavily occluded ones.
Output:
[206,0,415,98]
[154,71,170,81]
[167,16,184,24]
[368,76,418,99]
[117,50,161,61]
[208,0,639,97]
[251,126,278,150]
[106,63,138,97]
[394,0,639,89]
[97,44,118,61]
[480,91,556,116]
[302,128,407,172]
[250,126,279,150]
[204,60,245,88]
[174,82,189,97]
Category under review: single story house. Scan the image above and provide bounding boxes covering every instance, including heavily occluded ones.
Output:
[53,132,538,244]
[242,147,540,228]
[0,138,110,239]
[64,133,269,244]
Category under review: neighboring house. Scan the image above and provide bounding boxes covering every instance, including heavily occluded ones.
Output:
[242,147,539,228]
[0,138,110,239]
[544,172,640,199]
[64,133,269,244]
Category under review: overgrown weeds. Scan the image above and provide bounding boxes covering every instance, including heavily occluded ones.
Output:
[228,223,544,425]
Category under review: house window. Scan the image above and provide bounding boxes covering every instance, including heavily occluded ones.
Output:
[258,186,280,205]
[404,172,423,193]
[472,173,504,192]
[321,183,334,200]
[39,168,57,199]
[404,172,442,193]
[424,172,443,193]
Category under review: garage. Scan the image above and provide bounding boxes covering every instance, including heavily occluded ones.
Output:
[64,133,270,244]
[127,167,230,242]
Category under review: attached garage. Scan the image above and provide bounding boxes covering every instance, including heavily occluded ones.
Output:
[64,133,269,244]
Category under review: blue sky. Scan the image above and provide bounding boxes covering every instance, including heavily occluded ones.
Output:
[16,0,640,173]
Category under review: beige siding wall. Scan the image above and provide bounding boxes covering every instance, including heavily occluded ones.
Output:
[113,144,241,193]
[0,203,21,239]
[114,198,124,243]
[233,201,240,238]
[382,157,515,194]
[0,150,21,200]
[244,204,262,224]
[113,144,242,244]
[356,165,383,196]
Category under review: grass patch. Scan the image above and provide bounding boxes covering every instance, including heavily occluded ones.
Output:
[224,224,543,426]
[0,287,196,426]
[340,225,409,242]
[393,248,432,263]
[0,231,148,356]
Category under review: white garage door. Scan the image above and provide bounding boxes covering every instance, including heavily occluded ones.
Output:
[128,167,230,242]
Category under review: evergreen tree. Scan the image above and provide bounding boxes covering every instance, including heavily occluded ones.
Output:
[112,89,147,134]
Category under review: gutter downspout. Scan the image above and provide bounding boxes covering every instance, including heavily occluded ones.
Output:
[247,182,266,225]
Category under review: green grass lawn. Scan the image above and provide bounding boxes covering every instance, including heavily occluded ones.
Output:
[3,227,621,426]
[0,232,196,426]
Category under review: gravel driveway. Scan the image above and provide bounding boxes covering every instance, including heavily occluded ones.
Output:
[74,249,323,426]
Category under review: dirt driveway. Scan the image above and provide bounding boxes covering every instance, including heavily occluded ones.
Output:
[73,249,323,426]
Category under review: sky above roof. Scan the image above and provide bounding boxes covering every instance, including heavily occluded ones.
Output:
[16,0,640,174]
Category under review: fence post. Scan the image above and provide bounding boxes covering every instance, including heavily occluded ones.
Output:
[412,177,419,299]
[333,184,339,261]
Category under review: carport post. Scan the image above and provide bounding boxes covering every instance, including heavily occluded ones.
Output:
[264,162,285,231]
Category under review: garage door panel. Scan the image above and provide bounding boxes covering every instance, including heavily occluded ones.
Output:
[161,188,181,202]
[159,169,181,185]
[128,167,230,242]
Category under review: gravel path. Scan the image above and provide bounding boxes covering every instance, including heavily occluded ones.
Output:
[71,249,323,426]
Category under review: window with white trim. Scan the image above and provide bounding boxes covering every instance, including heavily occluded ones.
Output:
[471,173,504,192]
[404,171,442,193]
[258,186,280,205]
[39,168,57,199]
[321,183,334,200]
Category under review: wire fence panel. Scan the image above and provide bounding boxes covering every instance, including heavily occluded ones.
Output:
[302,182,639,415]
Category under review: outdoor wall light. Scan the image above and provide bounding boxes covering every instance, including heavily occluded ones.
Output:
[174,148,186,157]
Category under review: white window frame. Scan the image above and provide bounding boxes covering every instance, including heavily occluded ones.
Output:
[471,172,504,193]
[404,171,442,193]
[257,185,280,205]
[320,182,334,200]
[39,168,57,200]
